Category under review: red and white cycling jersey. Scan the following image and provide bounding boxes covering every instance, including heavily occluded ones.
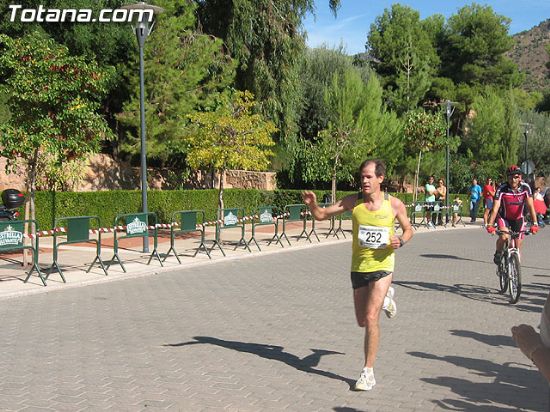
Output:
[495,182,532,221]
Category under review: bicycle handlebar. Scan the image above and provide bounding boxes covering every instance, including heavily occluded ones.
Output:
[494,229,531,238]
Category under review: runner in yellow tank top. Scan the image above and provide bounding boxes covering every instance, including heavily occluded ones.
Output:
[302,159,413,391]
[351,192,395,273]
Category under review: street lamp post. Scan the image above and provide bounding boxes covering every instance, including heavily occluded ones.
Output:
[523,127,529,164]
[121,2,163,253]
[445,100,457,224]
[520,122,533,185]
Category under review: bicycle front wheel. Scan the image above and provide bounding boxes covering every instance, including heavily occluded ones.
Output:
[498,258,508,294]
[508,253,522,304]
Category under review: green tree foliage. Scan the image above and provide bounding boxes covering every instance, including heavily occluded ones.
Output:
[117,0,236,167]
[0,0,136,126]
[439,4,521,89]
[196,0,311,142]
[465,88,520,176]
[298,46,353,140]
[196,0,341,143]
[317,68,376,202]
[285,46,355,187]
[367,4,439,114]
[536,46,550,113]
[402,109,447,201]
[518,110,550,177]
[0,0,133,67]
[186,91,276,210]
[536,92,550,113]
[0,31,114,218]
[291,61,402,198]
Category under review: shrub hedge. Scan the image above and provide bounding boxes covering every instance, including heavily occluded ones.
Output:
[26,189,471,230]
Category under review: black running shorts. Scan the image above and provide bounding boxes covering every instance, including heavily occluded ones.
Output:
[351,271,392,289]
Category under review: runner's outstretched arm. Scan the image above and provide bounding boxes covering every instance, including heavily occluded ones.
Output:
[302,191,355,221]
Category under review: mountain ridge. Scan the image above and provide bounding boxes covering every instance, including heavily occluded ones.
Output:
[509,18,550,92]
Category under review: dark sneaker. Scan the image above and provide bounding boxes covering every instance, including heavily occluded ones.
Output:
[493,251,502,265]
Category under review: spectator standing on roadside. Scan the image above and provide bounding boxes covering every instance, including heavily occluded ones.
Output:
[482,177,496,227]
[435,178,447,225]
[534,187,547,226]
[424,176,436,228]
[469,178,482,223]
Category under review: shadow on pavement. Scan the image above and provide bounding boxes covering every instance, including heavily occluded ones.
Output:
[449,329,516,348]
[408,351,546,411]
[420,253,550,272]
[393,280,545,313]
[164,336,355,388]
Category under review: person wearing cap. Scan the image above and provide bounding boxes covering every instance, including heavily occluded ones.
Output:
[486,165,539,264]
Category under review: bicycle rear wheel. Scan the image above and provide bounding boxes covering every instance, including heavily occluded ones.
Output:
[498,257,508,294]
[508,252,522,304]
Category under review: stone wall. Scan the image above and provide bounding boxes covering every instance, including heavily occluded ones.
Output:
[0,154,278,192]
[223,170,277,191]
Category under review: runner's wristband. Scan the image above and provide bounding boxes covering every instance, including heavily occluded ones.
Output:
[398,237,405,247]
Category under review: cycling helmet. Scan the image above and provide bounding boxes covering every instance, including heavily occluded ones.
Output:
[506,165,522,176]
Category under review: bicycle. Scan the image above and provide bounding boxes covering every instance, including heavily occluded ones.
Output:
[494,229,529,304]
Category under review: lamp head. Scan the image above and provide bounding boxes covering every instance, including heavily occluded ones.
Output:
[120,2,164,43]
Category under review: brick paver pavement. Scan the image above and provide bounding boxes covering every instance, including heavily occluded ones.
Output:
[0,226,548,411]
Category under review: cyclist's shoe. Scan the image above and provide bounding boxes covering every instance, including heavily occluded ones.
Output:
[487,226,496,235]
[493,251,502,265]
[383,287,397,319]
[531,225,539,234]
[355,369,376,391]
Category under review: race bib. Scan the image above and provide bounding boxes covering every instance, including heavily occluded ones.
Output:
[358,225,390,249]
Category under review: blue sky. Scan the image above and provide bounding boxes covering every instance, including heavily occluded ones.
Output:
[304,0,549,55]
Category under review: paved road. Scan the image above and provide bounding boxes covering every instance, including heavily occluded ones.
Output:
[0,227,549,411]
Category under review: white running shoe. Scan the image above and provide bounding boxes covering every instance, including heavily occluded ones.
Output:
[355,369,376,391]
[383,286,397,319]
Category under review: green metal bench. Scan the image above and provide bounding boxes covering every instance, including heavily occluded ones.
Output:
[248,206,283,251]
[450,202,466,227]
[47,216,108,282]
[164,209,211,263]
[410,202,426,229]
[0,219,45,286]
[279,204,311,245]
[210,208,251,256]
[431,201,442,228]
[106,212,162,272]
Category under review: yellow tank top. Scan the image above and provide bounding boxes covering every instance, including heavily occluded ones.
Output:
[351,193,395,273]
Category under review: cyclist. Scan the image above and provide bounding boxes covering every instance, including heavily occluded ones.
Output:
[486,165,539,264]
